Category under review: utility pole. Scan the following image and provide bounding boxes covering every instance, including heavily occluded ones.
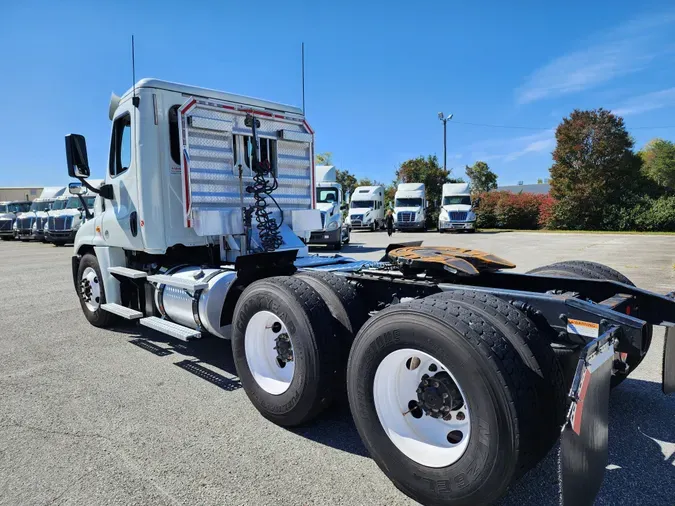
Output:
[437,112,453,171]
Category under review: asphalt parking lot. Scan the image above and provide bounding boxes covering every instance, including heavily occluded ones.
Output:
[1,231,673,506]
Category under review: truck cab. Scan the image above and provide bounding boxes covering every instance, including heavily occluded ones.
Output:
[438,182,477,232]
[393,182,426,230]
[308,165,350,249]
[14,187,66,241]
[45,192,98,246]
[345,185,385,231]
[0,200,31,240]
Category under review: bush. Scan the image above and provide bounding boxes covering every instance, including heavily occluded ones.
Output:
[635,196,675,231]
[476,191,551,229]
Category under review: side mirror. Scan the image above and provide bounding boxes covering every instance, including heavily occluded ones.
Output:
[65,134,90,178]
[69,182,86,195]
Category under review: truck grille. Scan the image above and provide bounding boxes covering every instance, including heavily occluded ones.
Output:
[449,211,468,221]
[0,219,12,231]
[16,216,35,231]
[49,215,73,231]
[36,217,48,231]
[397,212,415,222]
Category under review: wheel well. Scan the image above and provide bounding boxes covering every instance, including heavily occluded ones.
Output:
[76,244,95,257]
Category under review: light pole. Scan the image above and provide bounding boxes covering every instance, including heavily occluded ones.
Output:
[438,112,453,172]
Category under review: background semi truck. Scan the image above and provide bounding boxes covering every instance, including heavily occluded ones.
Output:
[64,78,674,506]
[14,186,66,241]
[393,182,426,230]
[438,182,477,232]
[0,200,31,240]
[346,185,384,230]
[308,165,350,249]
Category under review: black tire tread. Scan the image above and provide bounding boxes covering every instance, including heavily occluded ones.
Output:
[427,290,567,466]
[232,276,340,426]
[352,297,539,483]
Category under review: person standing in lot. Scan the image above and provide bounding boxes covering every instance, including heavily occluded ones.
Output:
[385,209,394,237]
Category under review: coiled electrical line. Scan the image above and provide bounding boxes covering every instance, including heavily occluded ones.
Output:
[245,114,283,252]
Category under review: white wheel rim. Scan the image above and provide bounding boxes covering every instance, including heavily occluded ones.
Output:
[80,266,101,312]
[373,349,471,467]
[244,311,295,395]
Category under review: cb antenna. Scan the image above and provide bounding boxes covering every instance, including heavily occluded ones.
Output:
[131,35,139,108]
[301,42,305,114]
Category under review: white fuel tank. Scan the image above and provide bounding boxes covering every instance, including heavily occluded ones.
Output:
[154,266,237,339]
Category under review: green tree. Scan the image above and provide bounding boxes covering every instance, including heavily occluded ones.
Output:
[315,152,333,165]
[384,182,397,209]
[639,138,675,193]
[335,169,357,200]
[549,109,643,230]
[465,161,498,193]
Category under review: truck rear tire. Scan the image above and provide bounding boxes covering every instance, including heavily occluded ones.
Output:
[76,253,117,328]
[347,297,540,506]
[527,260,651,387]
[231,276,341,427]
[0,236,11,241]
[426,290,567,465]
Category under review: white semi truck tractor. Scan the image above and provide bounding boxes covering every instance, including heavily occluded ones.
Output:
[14,186,66,241]
[64,78,674,506]
[308,165,350,249]
[345,185,385,231]
[438,182,477,232]
[393,182,426,231]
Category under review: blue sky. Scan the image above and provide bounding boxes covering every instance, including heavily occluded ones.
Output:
[1,0,674,187]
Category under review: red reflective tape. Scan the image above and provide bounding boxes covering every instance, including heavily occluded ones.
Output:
[240,108,272,117]
[181,98,197,114]
[274,114,284,119]
[572,369,592,435]
[303,120,314,134]
[220,104,235,110]
[182,152,191,227]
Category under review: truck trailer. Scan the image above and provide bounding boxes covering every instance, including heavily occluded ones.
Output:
[394,182,426,230]
[65,78,674,506]
[308,165,350,249]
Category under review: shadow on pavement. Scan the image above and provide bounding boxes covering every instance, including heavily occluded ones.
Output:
[111,323,675,503]
[499,377,675,505]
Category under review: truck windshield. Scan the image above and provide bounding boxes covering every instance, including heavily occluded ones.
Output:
[351,200,374,209]
[30,201,52,212]
[443,196,471,206]
[395,198,422,207]
[51,200,68,211]
[317,188,339,203]
[67,196,96,209]
[3,203,30,213]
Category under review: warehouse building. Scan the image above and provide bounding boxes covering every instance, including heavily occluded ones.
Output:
[0,187,43,202]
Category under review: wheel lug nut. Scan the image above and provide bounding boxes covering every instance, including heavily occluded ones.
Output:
[416,388,422,394]
[433,381,439,388]
[442,393,449,399]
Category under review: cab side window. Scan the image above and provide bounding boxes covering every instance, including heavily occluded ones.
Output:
[109,114,132,177]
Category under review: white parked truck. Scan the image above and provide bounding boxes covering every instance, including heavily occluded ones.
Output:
[438,182,477,232]
[345,185,384,231]
[64,78,675,506]
[0,200,31,240]
[14,186,66,241]
[393,182,426,230]
[308,165,350,249]
[45,190,99,246]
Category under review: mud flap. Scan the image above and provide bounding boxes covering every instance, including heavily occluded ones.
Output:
[559,333,615,506]
[664,324,675,394]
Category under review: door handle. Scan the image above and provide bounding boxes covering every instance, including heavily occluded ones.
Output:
[130,211,138,237]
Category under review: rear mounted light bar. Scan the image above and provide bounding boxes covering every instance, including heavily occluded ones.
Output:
[277,130,313,143]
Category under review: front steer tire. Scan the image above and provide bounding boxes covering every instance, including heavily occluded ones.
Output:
[76,253,117,328]
[347,297,540,506]
[231,276,341,427]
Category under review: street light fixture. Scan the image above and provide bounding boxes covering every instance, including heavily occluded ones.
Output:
[438,112,453,171]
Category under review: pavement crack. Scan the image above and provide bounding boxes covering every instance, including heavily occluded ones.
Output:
[0,420,111,442]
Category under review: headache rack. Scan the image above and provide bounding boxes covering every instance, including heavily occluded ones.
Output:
[177,97,315,236]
